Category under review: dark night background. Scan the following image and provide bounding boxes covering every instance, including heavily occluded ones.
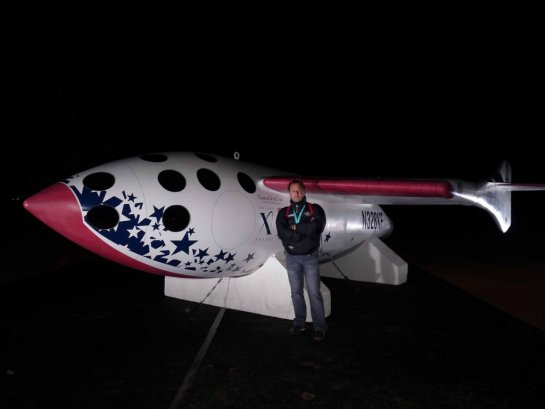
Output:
[5,4,544,194]
[2,5,545,409]
[3,3,545,259]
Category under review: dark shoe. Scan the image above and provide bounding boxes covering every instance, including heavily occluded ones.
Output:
[313,331,325,341]
[290,326,306,336]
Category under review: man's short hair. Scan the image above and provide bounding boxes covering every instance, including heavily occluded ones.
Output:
[288,179,306,191]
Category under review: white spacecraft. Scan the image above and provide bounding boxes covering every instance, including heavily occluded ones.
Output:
[23,152,542,320]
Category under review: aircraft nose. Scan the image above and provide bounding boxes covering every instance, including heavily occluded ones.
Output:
[23,182,83,240]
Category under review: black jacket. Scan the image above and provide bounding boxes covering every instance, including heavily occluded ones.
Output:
[276,197,326,255]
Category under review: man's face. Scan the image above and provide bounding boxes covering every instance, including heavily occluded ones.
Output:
[289,183,305,203]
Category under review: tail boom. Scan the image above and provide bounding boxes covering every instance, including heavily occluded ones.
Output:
[263,160,545,233]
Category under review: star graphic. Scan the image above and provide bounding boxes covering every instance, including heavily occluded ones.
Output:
[127,226,141,238]
[225,253,236,263]
[172,232,198,255]
[325,232,331,242]
[196,248,209,260]
[214,249,227,261]
[145,245,164,260]
[243,253,255,263]
[140,232,155,248]
[150,206,165,221]
[160,250,179,264]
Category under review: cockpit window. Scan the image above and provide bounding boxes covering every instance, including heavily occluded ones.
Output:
[86,205,119,230]
[158,170,186,192]
[83,172,115,191]
[197,168,221,191]
[237,172,256,194]
[162,205,190,232]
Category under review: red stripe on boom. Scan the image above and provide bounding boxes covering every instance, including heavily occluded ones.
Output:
[263,178,454,198]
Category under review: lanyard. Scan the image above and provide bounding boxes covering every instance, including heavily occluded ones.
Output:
[292,204,306,224]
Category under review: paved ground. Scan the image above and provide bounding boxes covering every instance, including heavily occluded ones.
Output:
[383,203,545,333]
[1,256,544,409]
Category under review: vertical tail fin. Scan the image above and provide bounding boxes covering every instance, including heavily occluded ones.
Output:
[483,160,512,233]
[452,160,512,232]
[455,160,545,233]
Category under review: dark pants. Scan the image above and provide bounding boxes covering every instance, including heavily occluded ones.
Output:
[285,250,327,331]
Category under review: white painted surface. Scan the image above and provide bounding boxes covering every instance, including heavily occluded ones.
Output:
[320,237,407,284]
[165,255,331,321]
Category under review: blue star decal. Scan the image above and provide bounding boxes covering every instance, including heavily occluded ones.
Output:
[214,249,227,261]
[103,196,123,208]
[151,240,164,249]
[196,248,209,260]
[172,232,198,255]
[150,206,165,221]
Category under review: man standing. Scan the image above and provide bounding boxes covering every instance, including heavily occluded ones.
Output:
[276,180,327,341]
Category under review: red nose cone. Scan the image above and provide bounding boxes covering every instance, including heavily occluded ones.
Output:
[23,182,192,277]
[23,182,83,240]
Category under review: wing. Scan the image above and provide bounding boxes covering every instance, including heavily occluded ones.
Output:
[263,160,545,233]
